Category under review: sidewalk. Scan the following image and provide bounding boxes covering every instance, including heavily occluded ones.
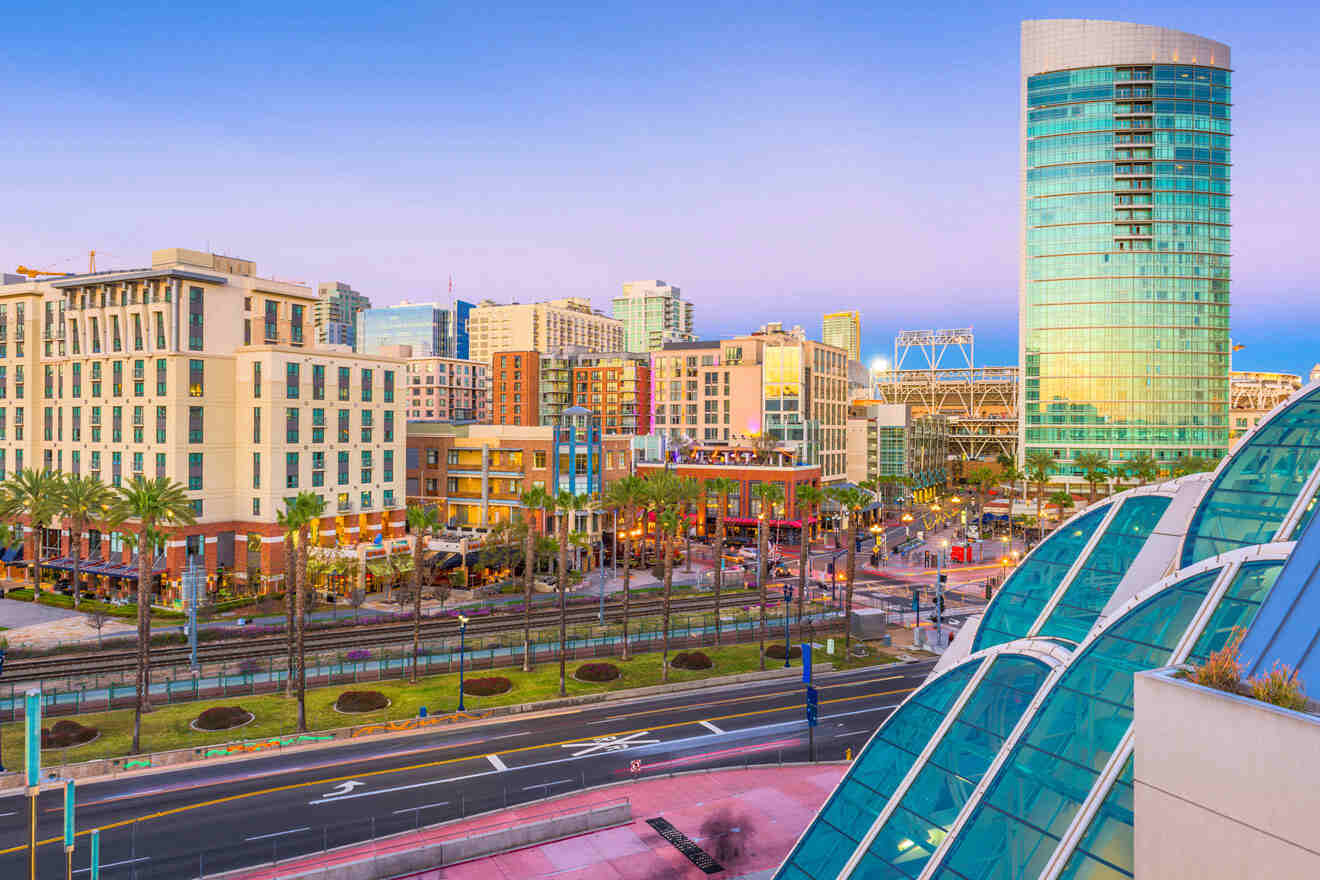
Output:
[228,763,846,880]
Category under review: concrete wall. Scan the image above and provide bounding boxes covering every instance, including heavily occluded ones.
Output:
[1133,669,1320,879]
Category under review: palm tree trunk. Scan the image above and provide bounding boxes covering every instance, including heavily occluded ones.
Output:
[522,524,535,671]
[557,513,569,698]
[411,535,423,683]
[71,518,82,610]
[662,527,674,683]
[684,524,692,573]
[843,520,857,659]
[796,509,808,635]
[620,506,633,661]
[758,519,768,671]
[285,537,296,698]
[295,529,309,733]
[132,524,151,754]
[713,500,725,647]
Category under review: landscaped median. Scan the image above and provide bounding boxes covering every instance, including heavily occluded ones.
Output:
[0,641,898,774]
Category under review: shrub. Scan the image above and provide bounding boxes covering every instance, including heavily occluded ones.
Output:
[575,662,621,682]
[462,676,512,697]
[345,649,371,661]
[765,643,802,660]
[1192,628,1244,693]
[193,706,253,731]
[42,720,99,749]
[1249,662,1308,711]
[672,651,713,670]
[336,690,389,712]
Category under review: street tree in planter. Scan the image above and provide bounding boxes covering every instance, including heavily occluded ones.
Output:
[406,502,442,683]
[826,485,871,660]
[751,482,786,671]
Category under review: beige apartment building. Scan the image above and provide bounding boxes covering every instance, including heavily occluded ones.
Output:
[0,248,406,599]
[466,298,623,363]
[822,310,861,362]
[650,323,849,482]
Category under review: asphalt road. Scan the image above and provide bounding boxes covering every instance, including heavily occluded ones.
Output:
[0,658,935,878]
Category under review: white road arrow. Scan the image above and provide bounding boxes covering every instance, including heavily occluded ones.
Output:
[320,780,366,799]
[561,731,661,758]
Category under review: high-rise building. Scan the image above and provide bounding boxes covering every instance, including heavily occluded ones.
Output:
[0,248,406,597]
[490,351,541,427]
[359,300,472,359]
[821,311,860,362]
[467,298,623,363]
[1021,20,1231,476]
[386,346,489,423]
[314,281,371,350]
[538,346,651,435]
[650,324,849,482]
[613,280,694,352]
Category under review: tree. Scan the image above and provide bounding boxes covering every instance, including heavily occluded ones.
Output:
[55,474,115,610]
[1049,489,1075,518]
[676,477,702,572]
[1025,451,1056,532]
[794,484,829,635]
[568,530,591,573]
[1073,452,1110,504]
[751,482,786,671]
[406,503,442,683]
[519,486,552,671]
[966,465,997,531]
[703,476,740,647]
[553,490,591,697]
[348,587,367,624]
[289,491,327,732]
[0,468,62,597]
[658,506,683,682]
[1171,454,1216,478]
[602,476,647,660]
[1127,453,1159,487]
[107,476,196,754]
[275,506,299,698]
[751,430,779,464]
[827,485,871,660]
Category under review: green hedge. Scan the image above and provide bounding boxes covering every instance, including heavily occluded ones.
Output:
[3,589,186,620]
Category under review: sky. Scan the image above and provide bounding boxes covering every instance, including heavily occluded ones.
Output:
[2,1,1317,374]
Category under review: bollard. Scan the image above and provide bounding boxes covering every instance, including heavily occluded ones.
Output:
[846,747,852,761]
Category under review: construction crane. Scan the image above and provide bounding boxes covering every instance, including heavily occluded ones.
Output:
[13,250,97,279]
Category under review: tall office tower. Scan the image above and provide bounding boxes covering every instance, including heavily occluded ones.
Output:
[467,298,624,363]
[1021,20,1231,476]
[314,281,371,350]
[613,281,694,352]
[359,300,472,358]
[822,311,861,362]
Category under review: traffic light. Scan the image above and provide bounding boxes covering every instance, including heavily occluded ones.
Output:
[938,572,948,585]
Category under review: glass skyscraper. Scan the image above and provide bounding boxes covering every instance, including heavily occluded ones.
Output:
[359,299,473,358]
[1021,20,1231,475]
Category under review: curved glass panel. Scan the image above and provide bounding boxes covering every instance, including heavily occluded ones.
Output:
[974,506,1110,652]
[933,569,1220,880]
[1289,488,1319,540]
[1186,561,1283,664]
[778,660,982,880]
[1182,386,1320,566]
[1037,497,1171,643]
[1056,756,1134,879]
[854,655,1051,878]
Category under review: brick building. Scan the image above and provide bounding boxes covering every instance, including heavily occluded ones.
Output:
[491,350,540,426]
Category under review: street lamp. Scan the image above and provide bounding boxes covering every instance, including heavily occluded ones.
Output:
[782,583,794,668]
[456,613,470,712]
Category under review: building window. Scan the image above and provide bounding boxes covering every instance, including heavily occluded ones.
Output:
[312,450,325,487]
[188,286,204,351]
[156,358,166,395]
[311,407,325,443]
[383,489,395,508]
[132,451,144,475]
[361,369,373,402]
[253,406,261,443]
[383,449,394,482]
[384,370,395,403]
[188,453,203,490]
[312,364,325,400]
[188,406,203,443]
[338,366,351,401]
[253,452,261,489]
[253,362,262,398]
[534,450,547,469]
[111,406,123,442]
[112,361,123,396]
[264,300,278,343]
[155,312,166,349]
[155,453,166,479]
[291,304,304,344]
[286,407,299,443]
[286,452,299,488]
[252,498,261,516]
[190,499,203,516]
[360,491,373,510]
[337,451,349,485]
[384,410,395,442]
[338,409,350,443]
[189,359,204,397]
[286,362,300,398]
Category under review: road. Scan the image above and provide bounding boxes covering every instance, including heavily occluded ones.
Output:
[0,658,935,878]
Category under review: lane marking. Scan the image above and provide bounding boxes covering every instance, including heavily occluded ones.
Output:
[0,684,918,856]
[310,767,494,805]
[486,754,509,772]
[562,731,660,757]
[699,720,724,735]
[522,779,574,790]
[74,856,149,874]
[834,730,871,738]
[320,780,364,799]
[393,801,449,814]
[0,812,15,818]
[245,827,310,841]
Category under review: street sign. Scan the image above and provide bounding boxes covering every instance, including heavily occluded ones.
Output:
[806,685,819,727]
[801,643,813,683]
[63,779,75,850]
[24,689,40,788]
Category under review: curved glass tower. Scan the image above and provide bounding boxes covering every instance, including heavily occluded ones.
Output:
[1020,20,1232,476]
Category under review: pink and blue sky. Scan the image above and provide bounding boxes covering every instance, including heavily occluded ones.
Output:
[2,1,1316,373]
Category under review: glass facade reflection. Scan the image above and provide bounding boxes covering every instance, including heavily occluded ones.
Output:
[1023,62,1232,473]
[359,300,472,358]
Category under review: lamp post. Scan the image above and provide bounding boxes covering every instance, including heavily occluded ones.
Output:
[782,583,793,668]
[935,538,948,642]
[456,613,469,712]
[901,511,914,539]
[868,523,883,569]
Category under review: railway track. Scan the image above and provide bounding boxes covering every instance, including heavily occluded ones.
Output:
[2,588,805,680]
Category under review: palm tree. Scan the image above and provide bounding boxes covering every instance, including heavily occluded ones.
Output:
[676,477,702,572]
[276,505,299,697]
[827,485,871,660]
[1073,452,1110,504]
[793,484,829,634]
[751,482,786,670]
[406,502,442,683]
[553,490,591,697]
[56,474,115,609]
[704,476,740,647]
[966,465,996,532]
[290,491,327,732]
[658,506,682,682]
[1025,451,1056,537]
[107,476,196,754]
[519,486,551,671]
[0,468,62,596]
[602,476,646,660]
[1171,454,1216,478]
[1127,453,1159,487]
[1049,489,1075,519]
